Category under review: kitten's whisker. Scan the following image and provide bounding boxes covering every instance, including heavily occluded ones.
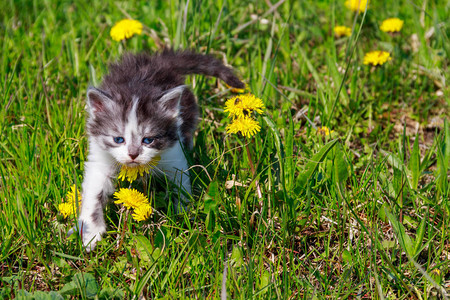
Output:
[152,166,165,174]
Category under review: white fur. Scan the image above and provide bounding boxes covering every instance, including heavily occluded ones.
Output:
[76,137,116,251]
[124,96,139,145]
[110,96,145,165]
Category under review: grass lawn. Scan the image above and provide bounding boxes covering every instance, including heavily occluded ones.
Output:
[1,0,449,298]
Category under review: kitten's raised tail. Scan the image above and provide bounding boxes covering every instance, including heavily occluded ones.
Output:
[160,49,245,89]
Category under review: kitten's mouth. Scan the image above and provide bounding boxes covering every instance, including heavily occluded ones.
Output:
[125,161,140,166]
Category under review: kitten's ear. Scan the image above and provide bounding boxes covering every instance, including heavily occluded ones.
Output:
[158,85,185,118]
[86,87,113,115]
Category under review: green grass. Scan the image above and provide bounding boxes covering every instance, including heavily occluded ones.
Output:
[1,0,449,298]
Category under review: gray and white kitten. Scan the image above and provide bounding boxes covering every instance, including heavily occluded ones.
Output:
[74,50,244,251]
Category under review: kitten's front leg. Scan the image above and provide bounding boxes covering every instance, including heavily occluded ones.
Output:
[158,143,191,212]
[74,150,115,252]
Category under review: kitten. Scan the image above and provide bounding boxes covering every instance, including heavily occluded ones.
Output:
[73,50,244,251]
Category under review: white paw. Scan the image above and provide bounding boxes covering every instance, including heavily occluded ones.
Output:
[67,219,106,252]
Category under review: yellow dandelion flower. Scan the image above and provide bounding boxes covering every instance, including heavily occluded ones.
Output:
[226,116,261,138]
[334,26,352,37]
[58,202,76,219]
[113,188,148,210]
[118,155,161,183]
[132,203,153,222]
[317,126,335,136]
[345,0,369,13]
[66,184,81,203]
[363,50,392,66]
[431,269,441,276]
[110,19,143,42]
[380,18,404,33]
[58,185,81,218]
[224,94,265,119]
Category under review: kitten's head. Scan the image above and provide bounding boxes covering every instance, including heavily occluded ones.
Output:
[86,85,184,166]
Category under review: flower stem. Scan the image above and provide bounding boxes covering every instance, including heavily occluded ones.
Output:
[245,142,262,199]
[117,210,128,250]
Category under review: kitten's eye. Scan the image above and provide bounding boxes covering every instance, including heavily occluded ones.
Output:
[142,137,154,145]
[113,137,125,144]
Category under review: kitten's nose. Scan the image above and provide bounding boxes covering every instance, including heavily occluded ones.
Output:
[129,153,139,160]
